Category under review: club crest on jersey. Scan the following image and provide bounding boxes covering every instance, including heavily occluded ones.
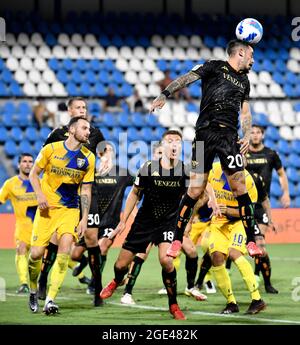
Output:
[77,158,85,168]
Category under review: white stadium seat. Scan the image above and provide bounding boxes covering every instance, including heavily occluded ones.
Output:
[6,33,16,46]
[190,35,203,47]
[11,45,24,59]
[164,35,177,48]
[182,126,195,141]
[129,58,143,72]
[279,126,294,140]
[293,126,300,139]
[28,70,42,84]
[151,35,164,47]
[37,82,51,97]
[0,45,10,59]
[160,47,173,60]
[124,70,138,84]
[52,45,66,59]
[65,46,79,59]
[199,47,212,60]
[71,34,84,47]
[115,58,129,72]
[133,47,146,59]
[58,33,70,47]
[17,33,30,46]
[287,59,300,73]
[177,35,190,48]
[34,57,47,71]
[51,82,67,97]
[186,112,198,126]
[20,57,33,71]
[31,33,44,46]
[269,113,284,126]
[93,46,106,59]
[143,59,157,72]
[120,46,133,59]
[138,71,152,84]
[148,83,161,97]
[84,34,98,47]
[186,47,200,60]
[42,70,56,84]
[23,82,37,96]
[290,47,300,61]
[6,57,19,71]
[79,46,93,59]
[146,47,160,60]
[152,70,165,83]
[173,47,186,60]
[25,45,38,59]
[252,101,266,113]
[106,46,119,59]
[39,45,52,59]
[14,69,27,84]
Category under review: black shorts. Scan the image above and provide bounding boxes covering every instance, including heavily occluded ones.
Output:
[122,221,175,254]
[255,205,269,225]
[192,125,244,174]
[87,197,100,229]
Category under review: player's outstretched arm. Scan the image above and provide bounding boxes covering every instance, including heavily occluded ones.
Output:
[150,71,200,112]
[108,185,142,240]
[261,197,278,233]
[238,101,252,155]
[29,164,49,210]
[77,183,92,238]
[277,167,290,208]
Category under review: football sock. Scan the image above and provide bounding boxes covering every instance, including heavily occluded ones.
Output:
[236,193,256,243]
[174,194,197,242]
[68,259,85,280]
[162,268,177,306]
[87,246,102,295]
[38,242,58,285]
[100,255,107,274]
[254,256,261,275]
[114,265,128,285]
[212,264,236,304]
[234,256,261,300]
[124,256,145,295]
[47,253,69,301]
[260,254,272,287]
[196,252,212,287]
[173,255,181,271]
[15,254,28,285]
[28,255,42,292]
[185,256,198,289]
[226,258,232,270]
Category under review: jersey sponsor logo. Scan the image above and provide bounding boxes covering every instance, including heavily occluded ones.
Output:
[221,65,229,71]
[151,171,160,176]
[95,178,117,184]
[77,158,85,168]
[247,158,268,164]
[54,155,67,160]
[153,180,181,187]
[51,165,82,179]
[222,73,245,89]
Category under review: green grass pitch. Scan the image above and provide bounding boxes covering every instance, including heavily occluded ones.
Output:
[0,244,300,325]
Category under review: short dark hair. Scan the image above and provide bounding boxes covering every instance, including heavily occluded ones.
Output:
[161,129,183,139]
[252,124,265,134]
[226,39,253,56]
[67,116,89,129]
[67,97,87,108]
[152,142,162,154]
[18,153,34,163]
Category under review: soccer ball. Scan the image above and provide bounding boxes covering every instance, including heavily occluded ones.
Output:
[235,18,263,44]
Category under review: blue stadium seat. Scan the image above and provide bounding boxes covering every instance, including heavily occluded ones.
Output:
[19,140,33,154]
[66,82,79,96]
[3,101,15,114]
[48,58,60,71]
[291,140,300,154]
[288,153,300,168]
[0,127,8,143]
[10,82,23,96]
[25,127,39,142]
[131,112,145,127]
[33,140,43,155]
[62,58,74,71]
[270,181,282,198]
[98,127,110,140]
[186,102,198,112]
[289,183,297,198]
[57,70,69,84]
[277,140,290,155]
[111,126,123,141]
[127,127,140,141]
[84,71,97,84]
[294,196,300,208]
[270,197,281,208]
[145,114,160,127]
[117,113,131,127]
[4,140,18,157]
[90,59,101,72]
[103,113,117,127]
[265,126,281,141]
[152,127,166,141]
[40,127,52,141]
[94,83,106,97]
[286,167,300,183]
[10,127,23,142]
[71,70,83,84]
[18,102,31,114]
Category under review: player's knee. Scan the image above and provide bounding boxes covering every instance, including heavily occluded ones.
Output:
[228,248,242,261]
[99,239,112,254]
[211,251,225,266]
[160,256,173,271]
[30,247,43,260]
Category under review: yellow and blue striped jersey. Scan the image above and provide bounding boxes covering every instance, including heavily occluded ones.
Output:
[35,141,95,208]
[208,161,257,223]
[0,175,38,225]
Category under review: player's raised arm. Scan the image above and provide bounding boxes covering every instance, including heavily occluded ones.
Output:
[150,71,200,112]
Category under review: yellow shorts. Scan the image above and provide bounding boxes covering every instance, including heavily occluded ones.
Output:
[15,221,33,246]
[200,226,212,253]
[190,221,210,245]
[31,207,79,247]
[208,220,247,257]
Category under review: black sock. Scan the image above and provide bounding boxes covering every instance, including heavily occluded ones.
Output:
[162,268,177,306]
[260,254,272,286]
[226,258,232,270]
[175,194,197,242]
[87,246,102,295]
[254,256,261,276]
[100,255,107,274]
[38,242,58,285]
[236,193,255,243]
[114,265,128,285]
[196,252,212,287]
[75,254,88,269]
[185,256,198,289]
[124,256,145,295]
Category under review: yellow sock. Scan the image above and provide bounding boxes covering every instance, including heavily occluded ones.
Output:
[212,264,236,304]
[15,254,28,285]
[204,269,213,283]
[28,255,42,291]
[68,259,85,280]
[234,256,261,300]
[47,253,69,301]
[173,254,181,272]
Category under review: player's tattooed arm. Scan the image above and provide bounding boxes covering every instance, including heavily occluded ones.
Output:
[150,71,200,112]
[80,183,91,218]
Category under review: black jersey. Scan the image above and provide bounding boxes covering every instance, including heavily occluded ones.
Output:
[246,147,282,196]
[93,166,134,229]
[250,172,268,205]
[44,125,105,155]
[133,159,189,226]
[191,60,250,131]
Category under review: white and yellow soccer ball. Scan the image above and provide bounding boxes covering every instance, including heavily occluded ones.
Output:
[235,18,263,44]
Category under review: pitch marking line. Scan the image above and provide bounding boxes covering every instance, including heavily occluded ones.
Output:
[109,301,300,324]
